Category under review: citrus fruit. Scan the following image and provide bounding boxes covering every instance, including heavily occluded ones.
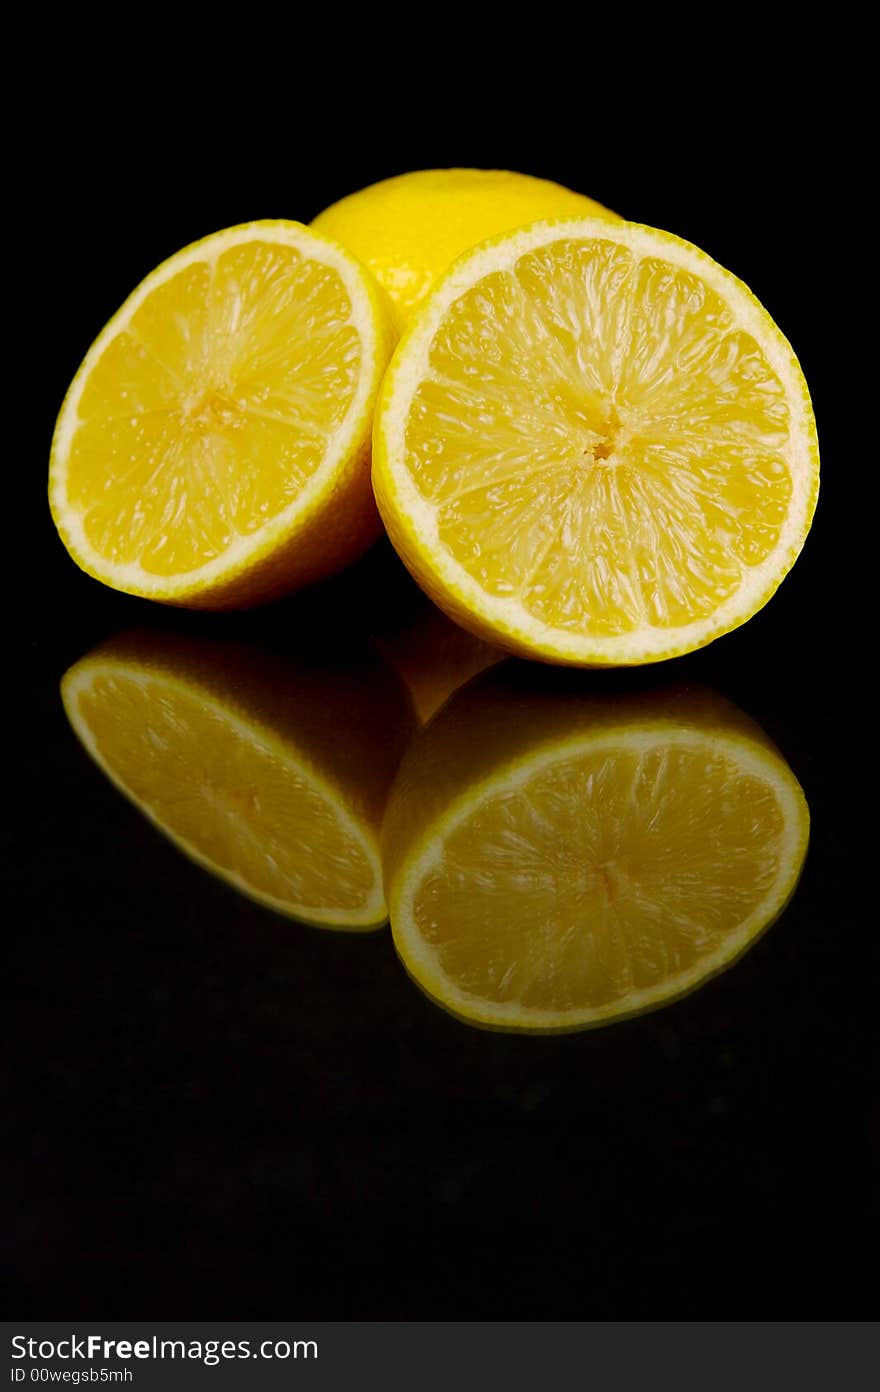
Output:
[383,671,809,1030]
[50,222,396,608]
[374,218,819,666]
[312,169,619,323]
[374,599,504,724]
[62,631,415,929]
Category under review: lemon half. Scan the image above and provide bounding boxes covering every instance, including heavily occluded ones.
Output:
[384,676,809,1031]
[374,219,819,665]
[50,222,396,608]
[62,632,415,929]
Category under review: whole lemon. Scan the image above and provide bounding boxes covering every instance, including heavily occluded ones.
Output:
[312,168,620,323]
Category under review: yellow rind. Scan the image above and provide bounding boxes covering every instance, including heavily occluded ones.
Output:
[313,168,621,323]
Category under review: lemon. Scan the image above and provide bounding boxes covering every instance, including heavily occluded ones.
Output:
[374,219,819,666]
[374,599,504,724]
[312,169,620,323]
[383,672,809,1031]
[50,222,396,608]
[62,631,415,929]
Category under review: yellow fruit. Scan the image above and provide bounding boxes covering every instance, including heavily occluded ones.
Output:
[312,169,620,323]
[383,672,809,1031]
[62,631,415,929]
[374,599,504,724]
[50,222,396,608]
[374,218,819,666]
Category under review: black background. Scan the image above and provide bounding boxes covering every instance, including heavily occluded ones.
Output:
[10,57,868,1320]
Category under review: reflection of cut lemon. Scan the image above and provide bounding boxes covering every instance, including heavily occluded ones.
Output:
[384,674,809,1030]
[50,222,396,608]
[62,632,415,929]
[374,600,504,724]
[374,219,819,665]
[312,169,619,323]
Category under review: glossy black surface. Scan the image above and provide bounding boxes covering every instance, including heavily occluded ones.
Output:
[12,95,866,1318]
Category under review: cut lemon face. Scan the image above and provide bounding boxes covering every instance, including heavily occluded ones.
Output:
[50,222,396,608]
[62,631,415,929]
[312,168,620,323]
[383,673,809,1030]
[374,219,819,665]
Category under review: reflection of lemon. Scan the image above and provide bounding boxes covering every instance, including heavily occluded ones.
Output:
[50,223,396,608]
[374,600,504,725]
[374,219,819,665]
[383,673,809,1030]
[62,632,415,929]
[312,169,619,323]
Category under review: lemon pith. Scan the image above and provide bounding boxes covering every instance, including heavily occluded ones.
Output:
[374,218,819,666]
[50,222,396,608]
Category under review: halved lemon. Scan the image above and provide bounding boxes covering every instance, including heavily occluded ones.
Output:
[374,219,819,665]
[312,168,620,323]
[50,222,396,608]
[383,672,809,1030]
[62,631,415,928]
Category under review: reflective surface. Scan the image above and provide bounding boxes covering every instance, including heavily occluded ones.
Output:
[15,537,864,1319]
[62,626,810,1031]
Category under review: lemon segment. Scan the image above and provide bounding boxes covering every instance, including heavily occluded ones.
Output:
[313,169,620,323]
[51,222,396,608]
[374,219,819,665]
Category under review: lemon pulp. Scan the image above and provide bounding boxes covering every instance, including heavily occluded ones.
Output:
[62,635,415,928]
[376,221,818,664]
[51,223,394,606]
[384,682,809,1030]
[71,246,358,575]
[74,667,377,921]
